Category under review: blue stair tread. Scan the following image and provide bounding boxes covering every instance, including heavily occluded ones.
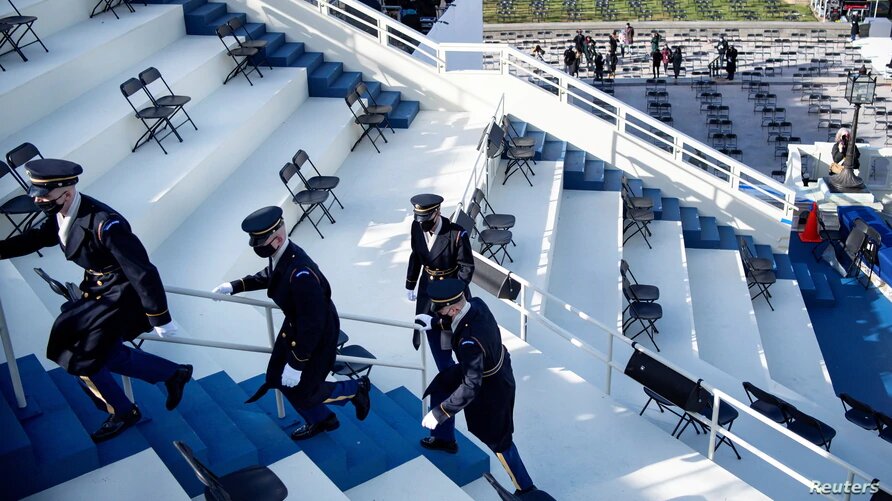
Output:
[309,62,344,85]
[329,395,416,470]
[384,386,489,486]
[268,42,304,67]
[175,378,258,475]
[660,197,681,221]
[584,160,606,182]
[48,368,150,467]
[541,141,564,161]
[563,150,585,174]
[241,22,267,40]
[197,372,299,465]
[332,71,362,89]
[603,169,622,191]
[184,2,225,22]
[0,355,67,413]
[627,178,644,197]
[680,207,701,232]
[315,71,362,98]
[359,81,382,99]
[206,12,246,29]
[754,244,777,270]
[717,225,738,250]
[292,52,324,73]
[793,262,816,291]
[699,216,720,242]
[127,377,210,497]
[528,131,547,154]
[0,384,36,499]
[739,235,756,255]
[375,91,401,110]
[773,253,795,280]
[389,101,420,128]
[642,188,662,213]
[812,272,835,302]
[257,32,286,54]
[508,120,527,138]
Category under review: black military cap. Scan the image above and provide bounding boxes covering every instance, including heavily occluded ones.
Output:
[427,279,466,312]
[26,159,83,197]
[410,194,444,222]
[241,206,284,246]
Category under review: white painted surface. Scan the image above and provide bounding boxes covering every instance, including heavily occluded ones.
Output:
[0,0,95,40]
[423,0,483,71]
[269,452,348,501]
[24,449,189,501]
[346,456,472,500]
[686,248,771,385]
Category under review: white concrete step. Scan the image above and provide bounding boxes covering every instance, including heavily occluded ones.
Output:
[0,4,185,140]
[346,456,472,501]
[0,259,57,369]
[686,248,772,385]
[0,0,95,40]
[87,67,309,255]
[0,35,230,207]
[24,449,189,501]
[268,452,348,501]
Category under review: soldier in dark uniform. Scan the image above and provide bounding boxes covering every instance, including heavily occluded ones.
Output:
[419,279,539,496]
[0,159,192,442]
[214,206,371,440]
[405,193,474,452]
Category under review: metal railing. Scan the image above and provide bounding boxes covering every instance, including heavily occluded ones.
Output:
[301,0,799,226]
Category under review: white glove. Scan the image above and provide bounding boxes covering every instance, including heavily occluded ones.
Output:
[153,320,179,338]
[422,410,439,430]
[406,289,417,301]
[212,282,233,298]
[414,314,433,331]
[281,365,301,388]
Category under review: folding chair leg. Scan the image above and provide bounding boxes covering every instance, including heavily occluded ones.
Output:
[351,126,381,153]
[329,191,344,210]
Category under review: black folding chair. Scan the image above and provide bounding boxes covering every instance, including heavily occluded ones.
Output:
[467,203,514,265]
[742,381,787,424]
[744,253,776,311]
[174,441,287,501]
[779,402,836,451]
[639,386,689,436]
[621,175,653,209]
[473,188,515,246]
[6,141,43,169]
[216,23,263,86]
[501,131,535,187]
[0,22,16,70]
[0,1,48,61]
[227,16,272,70]
[501,116,538,161]
[91,0,143,19]
[279,162,335,239]
[622,276,662,351]
[0,161,41,240]
[120,78,183,155]
[345,90,387,153]
[622,189,654,249]
[676,390,743,460]
[292,149,343,211]
[138,67,198,134]
[332,344,376,379]
[620,259,659,314]
[839,393,878,431]
[354,82,394,133]
[844,219,870,281]
[737,236,772,271]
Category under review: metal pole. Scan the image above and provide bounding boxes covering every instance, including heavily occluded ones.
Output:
[420,325,428,416]
[707,392,721,461]
[519,284,528,342]
[847,103,860,169]
[265,307,285,419]
[844,471,855,501]
[122,375,134,403]
[0,294,26,408]
[605,326,614,396]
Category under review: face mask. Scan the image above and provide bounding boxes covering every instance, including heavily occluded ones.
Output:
[253,237,279,258]
[36,192,66,216]
[420,219,436,232]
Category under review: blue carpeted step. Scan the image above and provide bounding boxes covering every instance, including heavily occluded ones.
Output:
[240,22,266,41]
[308,62,344,96]
[541,140,564,161]
[268,42,304,67]
[562,150,586,190]
[508,120,527,139]
[389,100,420,129]
[292,51,325,74]
[696,216,720,248]
[198,372,299,465]
[0,384,35,499]
[48,368,150,467]
[183,3,227,34]
[793,262,816,292]
[584,159,607,189]
[314,71,362,98]
[754,244,777,270]
[197,12,247,36]
[660,197,680,221]
[146,0,206,12]
[128,377,210,496]
[739,235,756,256]
[384,386,489,486]
[773,253,795,280]
[812,272,835,306]
[643,188,663,219]
[603,169,622,191]
[717,225,738,250]
[627,178,644,197]
[174,379,258,475]
[359,81,382,100]
[680,207,701,245]
[256,32,286,58]
[528,130,546,160]
[327,390,416,470]
[374,90,401,110]
[0,355,99,499]
[238,374,346,476]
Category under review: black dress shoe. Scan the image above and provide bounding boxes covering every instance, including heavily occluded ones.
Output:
[291,414,340,441]
[91,405,141,443]
[352,376,371,421]
[515,485,539,497]
[420,437,458,454]
[164,364,192,410]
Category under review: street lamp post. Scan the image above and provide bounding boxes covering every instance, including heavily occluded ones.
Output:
[830,66,877,192]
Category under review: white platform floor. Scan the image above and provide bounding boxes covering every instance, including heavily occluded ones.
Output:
[346,456,472,501]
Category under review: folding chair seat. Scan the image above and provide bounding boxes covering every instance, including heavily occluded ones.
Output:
[120,78,183,155]
[501,116,536,150]
[332,344,376,378]
[0,161,41,240]
[138,67,198,134]
[473,188,516,245]
[620,260,659,310]
[622,297,662,351]
[227,16,272,70]
[676,395,742,460]
[355,82,394,133]
[844,219,871,282]
[345,90,388,154]
[216,24,263,86]
[0,22,19,69]
[742,381,787,424]
[291,149,343,211]
[468,202,513,264]
[503,144,535,187]
[622,190,654,249]
[279,162,336,239]
[839,393,878,431]
[0,1,48,61]
[779,403,836,451]
[174,441,288,501]
[621,176,653,209]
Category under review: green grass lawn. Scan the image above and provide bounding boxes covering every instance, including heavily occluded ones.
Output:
[484,0,816,24]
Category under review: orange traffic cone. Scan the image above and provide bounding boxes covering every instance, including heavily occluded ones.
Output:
[799,202,822,243]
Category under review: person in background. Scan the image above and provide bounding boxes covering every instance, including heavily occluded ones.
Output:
[563,45,576,75]
[650,31,660,54]
[608,50,618,78]
[716,34,728,64]
[608,31,618,60]
[531,44,546,62]
[725,44,738,80]
[661,44,671,75]
[572,47,582,77]
[831,128,861,174]
[573,29,585,52]
[672,46,683,81]
[583,36,595,72]
[850,11,860,41]
[651,49,661,78]
[625,22,635,51]
[594,49,605,82]
[620,26,629,58]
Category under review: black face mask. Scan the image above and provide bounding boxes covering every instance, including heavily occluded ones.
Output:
[420,219,436,232]
[253,241,277,258]
[36,193,66,216]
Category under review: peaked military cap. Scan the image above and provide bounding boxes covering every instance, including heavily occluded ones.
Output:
[242,206,285,246]
[427,278,466,311]
[411,194,444,222]
[26,159,84,197]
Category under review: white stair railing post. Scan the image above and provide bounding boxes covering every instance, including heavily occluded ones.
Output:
[420,327,428,416]
[265,307,286,419]
[605,327,614,396]
[122,375,134,403]
[0,294,26,408]
[707,392,721,461]
[519,284,528,342]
